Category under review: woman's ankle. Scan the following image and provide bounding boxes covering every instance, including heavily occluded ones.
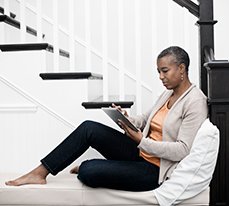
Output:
[31,164,50,179]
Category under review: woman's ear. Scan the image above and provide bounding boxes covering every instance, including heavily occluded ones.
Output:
[179,63,186,74]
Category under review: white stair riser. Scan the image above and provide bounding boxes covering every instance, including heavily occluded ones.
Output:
[0,51,102,124]
[0,51,104,173]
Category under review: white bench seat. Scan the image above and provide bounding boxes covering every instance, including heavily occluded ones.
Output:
[0,173,209,206]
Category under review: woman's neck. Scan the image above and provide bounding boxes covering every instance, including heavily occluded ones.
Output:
[173,80,192,98]
[168,80,192,109]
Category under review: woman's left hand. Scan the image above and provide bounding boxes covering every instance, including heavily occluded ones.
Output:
[118,119,143,144]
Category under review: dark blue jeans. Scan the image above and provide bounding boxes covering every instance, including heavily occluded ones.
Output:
[41,120,159,191]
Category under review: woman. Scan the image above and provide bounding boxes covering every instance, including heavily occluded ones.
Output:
[6,46,208,191]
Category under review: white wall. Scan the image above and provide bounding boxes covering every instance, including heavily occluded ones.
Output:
[214,0,229,60]
[0,0,228,173]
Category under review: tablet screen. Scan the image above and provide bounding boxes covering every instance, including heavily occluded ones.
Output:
[102,108,138,132]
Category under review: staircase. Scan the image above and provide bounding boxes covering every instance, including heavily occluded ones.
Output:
[0,7,134,174]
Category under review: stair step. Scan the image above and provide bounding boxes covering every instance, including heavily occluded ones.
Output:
[0,43,50,51]
[39,72,103,80]
[0,44,101,124]
[0,6,16,18]
[82,101,134,109]
[0,14,19,29]
[0,43,69,58]
[0,14,44,38]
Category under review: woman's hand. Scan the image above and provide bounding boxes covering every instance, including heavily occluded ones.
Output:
[112,103,129,117]
[111,103,141,143]
[118,119,143,144]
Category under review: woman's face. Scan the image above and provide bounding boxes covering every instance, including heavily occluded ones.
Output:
[157,55,184,90]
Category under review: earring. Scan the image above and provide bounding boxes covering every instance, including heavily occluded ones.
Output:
[181,74,184,81]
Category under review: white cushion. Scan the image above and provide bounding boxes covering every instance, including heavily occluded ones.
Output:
[0,172,158,206]
[0,173,209,206]
[153,118,219,206]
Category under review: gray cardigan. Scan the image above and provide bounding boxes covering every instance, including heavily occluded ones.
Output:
[129,84,208,184]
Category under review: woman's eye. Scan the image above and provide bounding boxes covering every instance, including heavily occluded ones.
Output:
[157,68,169,74]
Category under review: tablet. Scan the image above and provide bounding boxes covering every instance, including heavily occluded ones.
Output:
[102,108,138,132]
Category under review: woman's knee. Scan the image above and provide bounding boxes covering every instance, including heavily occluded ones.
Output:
[75,120,96,136]
[78,120,101,133]
[79,120,95,129]
[77,159,101,187]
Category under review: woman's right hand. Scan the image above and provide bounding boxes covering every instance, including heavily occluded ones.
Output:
[112,103,129,117]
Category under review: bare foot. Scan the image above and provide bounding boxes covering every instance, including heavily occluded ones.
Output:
[70,166,79,174]
[5,173,46,186]
[5,164,49,186]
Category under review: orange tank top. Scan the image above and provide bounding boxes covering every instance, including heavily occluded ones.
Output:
[140,100,170,167]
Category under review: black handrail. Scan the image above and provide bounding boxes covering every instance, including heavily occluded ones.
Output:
[173,0,199,18]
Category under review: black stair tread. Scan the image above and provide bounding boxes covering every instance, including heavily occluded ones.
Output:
[0,14,19,28]
[82,101,134,109]
[0,7,16,18]
[0,43,50,51]
[39,72,103,80]
[0,14,45,38]
[0,43,69,58]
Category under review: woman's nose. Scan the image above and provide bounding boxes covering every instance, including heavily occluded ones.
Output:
[159,72,164,80]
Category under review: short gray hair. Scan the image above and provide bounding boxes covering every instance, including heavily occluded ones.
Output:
[157,46,190,72]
